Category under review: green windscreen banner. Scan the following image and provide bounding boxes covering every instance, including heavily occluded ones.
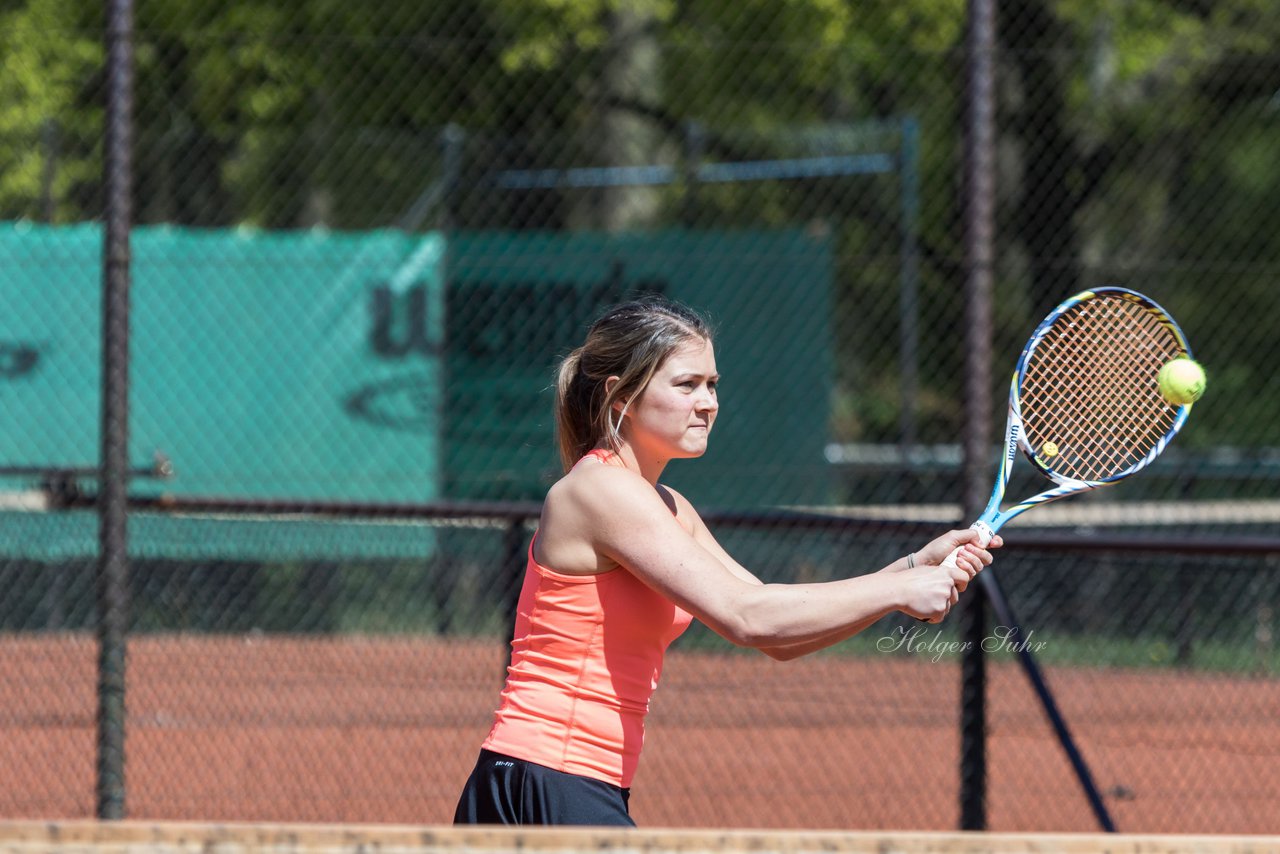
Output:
[0,222,445,505]
[0,225,831,559]
[447,230,834,508]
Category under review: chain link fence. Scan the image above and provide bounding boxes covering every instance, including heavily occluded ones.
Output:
[1,0,1278,834]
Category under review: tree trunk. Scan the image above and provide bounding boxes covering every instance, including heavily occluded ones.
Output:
[574,6,665,232]
[999,0,1080,319]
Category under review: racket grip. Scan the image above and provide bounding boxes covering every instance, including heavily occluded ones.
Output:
[913,522,995,623]
[939,521,996,570]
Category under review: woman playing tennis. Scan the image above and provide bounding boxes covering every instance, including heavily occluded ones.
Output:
[454,297,1000,826]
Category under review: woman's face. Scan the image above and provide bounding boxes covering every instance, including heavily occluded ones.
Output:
[620,337,719,460]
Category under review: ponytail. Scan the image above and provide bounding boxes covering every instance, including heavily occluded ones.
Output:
[555,347,594,472]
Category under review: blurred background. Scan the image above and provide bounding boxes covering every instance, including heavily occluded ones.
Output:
[0,0,1277,836]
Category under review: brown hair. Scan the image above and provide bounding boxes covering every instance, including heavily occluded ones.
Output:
[555,297,713,471]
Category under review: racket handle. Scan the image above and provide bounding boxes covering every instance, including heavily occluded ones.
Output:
[914,522,995,623]
[939,521,996,570]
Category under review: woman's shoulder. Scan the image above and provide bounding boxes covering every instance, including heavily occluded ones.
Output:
[545,459,687,527]
[546,457,651,512]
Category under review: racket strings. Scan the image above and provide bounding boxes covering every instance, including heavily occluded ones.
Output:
[1043,305,1175,475]
[1021,295,1183,482]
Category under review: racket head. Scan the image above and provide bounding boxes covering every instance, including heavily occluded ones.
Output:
[1011,287,1193,487]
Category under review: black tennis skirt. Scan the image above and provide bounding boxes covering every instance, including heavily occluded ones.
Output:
[453,748,636,826]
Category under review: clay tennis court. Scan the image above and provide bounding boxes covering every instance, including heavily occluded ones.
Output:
[3,634,1277,833]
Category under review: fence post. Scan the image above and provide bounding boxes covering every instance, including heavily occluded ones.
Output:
[97,0,135,821]
[959,0,996,832]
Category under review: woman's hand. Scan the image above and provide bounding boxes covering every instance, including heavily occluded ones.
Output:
[890,529,1003,623]
[911,528,1001,591]
[894,563,968,623]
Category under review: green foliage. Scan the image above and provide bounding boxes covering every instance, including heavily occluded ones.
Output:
[0,0,101,220]
[1,0,1275,448]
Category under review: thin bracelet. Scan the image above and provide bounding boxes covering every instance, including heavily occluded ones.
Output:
[907,552,916,568]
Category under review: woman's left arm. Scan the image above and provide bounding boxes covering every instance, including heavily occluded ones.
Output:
[671,489,902,660]
[672,490,998,660]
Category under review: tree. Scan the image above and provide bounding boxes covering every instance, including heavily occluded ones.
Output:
[1,0,1275,449]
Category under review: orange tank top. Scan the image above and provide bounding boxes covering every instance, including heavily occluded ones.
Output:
[480,452,694,788]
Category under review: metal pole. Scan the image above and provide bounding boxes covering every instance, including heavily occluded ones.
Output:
[40,119,59,223]
[396,123,465,233]
[898,116,921,464]
[97,0,134,820]
[959,0,996,832]
[979,571,1118,832]
[440,123,465,232]
[682,120,705,228]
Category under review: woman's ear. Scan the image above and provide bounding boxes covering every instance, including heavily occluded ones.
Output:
[604,376,626,413]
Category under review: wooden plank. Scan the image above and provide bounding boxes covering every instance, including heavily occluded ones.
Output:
[0,822,1278,854]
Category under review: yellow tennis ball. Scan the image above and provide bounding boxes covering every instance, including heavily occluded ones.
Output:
[1157,358,1206,405]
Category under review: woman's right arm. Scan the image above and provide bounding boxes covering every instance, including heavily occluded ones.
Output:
[570,466,973,649]
[673,492,993,657]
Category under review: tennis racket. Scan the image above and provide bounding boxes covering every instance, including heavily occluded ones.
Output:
[943,286,1195,566]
